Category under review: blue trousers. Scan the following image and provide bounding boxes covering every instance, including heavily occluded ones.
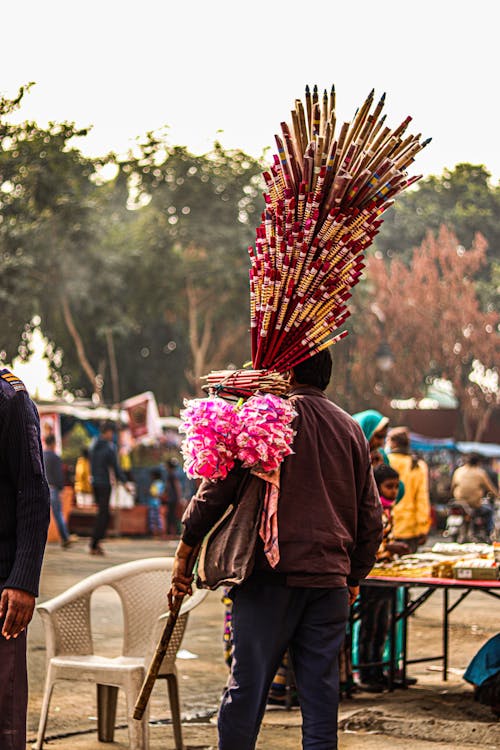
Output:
[218,578,348,750]
[49,487,69,543]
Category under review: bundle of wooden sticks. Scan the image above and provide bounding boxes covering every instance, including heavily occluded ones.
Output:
[250,84,430,371]
[202,369,290,400]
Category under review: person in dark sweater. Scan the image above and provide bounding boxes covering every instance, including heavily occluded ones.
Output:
[0,368,50,750]
[169,350,383,750]
[43,433,71,547]
[89,420,128,555]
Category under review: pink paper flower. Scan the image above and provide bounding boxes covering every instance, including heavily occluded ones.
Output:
[235,394,296,472]
[180,398,239,481]
[179,393,296,481]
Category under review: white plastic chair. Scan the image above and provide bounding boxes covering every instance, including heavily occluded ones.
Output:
[34,557,207,750]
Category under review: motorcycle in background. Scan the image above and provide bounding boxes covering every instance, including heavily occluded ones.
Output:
[443,495,495,544]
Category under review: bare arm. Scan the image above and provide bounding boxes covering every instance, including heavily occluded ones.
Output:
[481,469,498,498]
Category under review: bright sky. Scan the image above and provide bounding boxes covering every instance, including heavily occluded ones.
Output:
[2,0,500,181]
[9,329,56,400]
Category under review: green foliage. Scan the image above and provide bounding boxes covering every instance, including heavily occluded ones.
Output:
[375,163,500,310]
[1,88,497,425]
[111,136,263,399]
[62,421,90,463]
[123,136,262,302]
[1,90,263,404]
[0,87,138,396]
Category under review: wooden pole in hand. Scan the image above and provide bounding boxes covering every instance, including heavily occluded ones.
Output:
[133,544,201,721]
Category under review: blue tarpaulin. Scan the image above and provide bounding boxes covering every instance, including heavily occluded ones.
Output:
[410,433,456,452]
[409,433,500,457]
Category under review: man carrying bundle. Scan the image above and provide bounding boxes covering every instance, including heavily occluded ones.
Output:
[169,349,382,750]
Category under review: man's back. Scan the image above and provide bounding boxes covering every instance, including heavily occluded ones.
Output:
[171,349,384,750]
[254,385,381,586]
[452,464,496,508]
[43,449,63,490]
[90,438,114,486]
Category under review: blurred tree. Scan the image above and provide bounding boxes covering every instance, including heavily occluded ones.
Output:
[326,279,371,413]
[0,86,135,402]
[1,91,263,405]
[375,163,500,311]
[0,85,40,360]
[351,226,499,439]
[119,137,263,396]
[4,91,496,424]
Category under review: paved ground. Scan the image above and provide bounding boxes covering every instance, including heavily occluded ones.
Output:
[27,537,499,749]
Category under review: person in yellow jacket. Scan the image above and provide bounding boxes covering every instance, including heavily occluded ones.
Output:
[74,447,93,507]
[387,426,431,553]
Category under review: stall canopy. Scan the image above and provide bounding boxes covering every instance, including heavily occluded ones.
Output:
[410,432,500,458]
[455,442,500,458]
[410,434,456,452]
[36,401,125,442]
[37,401,124,422]
[36,395,181,444]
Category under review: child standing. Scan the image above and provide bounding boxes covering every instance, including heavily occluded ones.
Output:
[357,463,409,692]
[147,468,165,537]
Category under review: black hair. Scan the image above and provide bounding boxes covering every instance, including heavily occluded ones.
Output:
[387,426,410,452]
[467,452,482,466]
[373,463,399,490]
[292,349,332,391]
[82,447,89,458]
[100,420,115,434]
[45,434,56,447]
[151,468,163,480]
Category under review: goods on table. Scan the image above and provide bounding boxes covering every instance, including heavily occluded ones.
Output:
[369,563,433,578]
[430,542,495,579]
[369,554,437,578]
[432,542,493,557]
[369,545,498,581]
[432,559,456,579]
[453,558,498,581]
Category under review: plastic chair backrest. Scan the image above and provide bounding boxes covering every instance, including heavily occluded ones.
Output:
[111,567,173,657]
[48,593,94,657]
[37,557,175,659]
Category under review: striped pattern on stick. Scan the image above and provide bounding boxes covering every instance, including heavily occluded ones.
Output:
[250,84,430,371]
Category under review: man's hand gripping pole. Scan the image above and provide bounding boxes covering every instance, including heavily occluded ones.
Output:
[133,543,200,721]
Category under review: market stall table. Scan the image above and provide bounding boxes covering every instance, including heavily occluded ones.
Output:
[353,575,500,690]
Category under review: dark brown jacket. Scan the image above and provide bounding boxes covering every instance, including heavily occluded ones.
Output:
[182,386,382,587]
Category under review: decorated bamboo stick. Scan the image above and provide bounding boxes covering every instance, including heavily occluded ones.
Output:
[245,83,428,374]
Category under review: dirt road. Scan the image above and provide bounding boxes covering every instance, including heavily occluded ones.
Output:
[27,538,499,749]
